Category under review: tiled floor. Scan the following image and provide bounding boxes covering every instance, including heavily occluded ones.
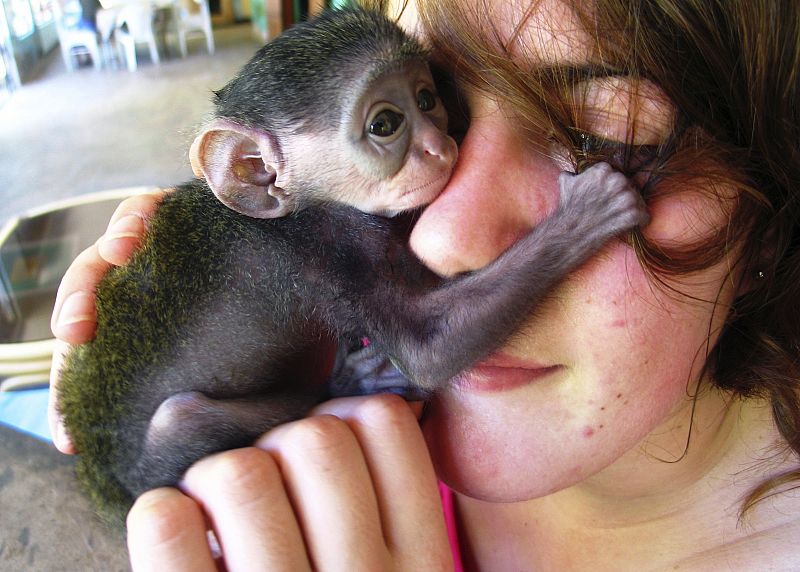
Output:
[0,24,264,571]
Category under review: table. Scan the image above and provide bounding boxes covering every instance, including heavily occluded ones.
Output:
[0,188,152,392]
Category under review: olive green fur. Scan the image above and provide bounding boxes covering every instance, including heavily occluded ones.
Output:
[58,185,250,526]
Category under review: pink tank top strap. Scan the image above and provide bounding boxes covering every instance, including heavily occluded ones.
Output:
[438,481,465,571]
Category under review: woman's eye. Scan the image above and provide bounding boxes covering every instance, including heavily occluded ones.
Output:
[574,77,676,145]
[369,110,405,137]
[576,131,660,176]
[569,76,676,175]
[417,89,437,112]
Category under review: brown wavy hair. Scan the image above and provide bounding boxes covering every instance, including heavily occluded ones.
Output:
[362,0,800,512]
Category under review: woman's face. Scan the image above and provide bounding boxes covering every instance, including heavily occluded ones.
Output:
[393,0,741,501]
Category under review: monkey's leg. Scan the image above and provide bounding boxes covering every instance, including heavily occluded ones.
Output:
[368,163,650,391]
[130,390,317,492]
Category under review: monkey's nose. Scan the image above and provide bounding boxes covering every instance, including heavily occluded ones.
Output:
[423,133,458,169]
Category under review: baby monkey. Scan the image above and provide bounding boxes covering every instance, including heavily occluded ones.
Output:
[57,8,649,524]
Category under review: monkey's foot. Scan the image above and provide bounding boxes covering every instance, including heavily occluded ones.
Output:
[328,345,426,400]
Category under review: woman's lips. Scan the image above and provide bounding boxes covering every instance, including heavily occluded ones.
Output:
[453,353,562,393]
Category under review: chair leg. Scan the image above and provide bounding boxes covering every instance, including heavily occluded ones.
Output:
[178,30,188,58]
[124,41,137,71]
[205,28,214,54]
[89,43,102,70]
[149,39,160,65]
[61,46,74,71]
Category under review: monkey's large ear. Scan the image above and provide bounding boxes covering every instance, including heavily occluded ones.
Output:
[189,119,296,219]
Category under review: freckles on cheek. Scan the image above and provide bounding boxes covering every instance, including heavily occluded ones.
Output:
[570,244,701,395]
[572,245,650,330]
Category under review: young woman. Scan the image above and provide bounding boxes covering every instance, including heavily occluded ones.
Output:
[50,0,800,568]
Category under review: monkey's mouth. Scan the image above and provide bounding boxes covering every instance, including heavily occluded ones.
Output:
[400,170,451,204]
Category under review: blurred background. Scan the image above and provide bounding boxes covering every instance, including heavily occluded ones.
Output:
[0,0,353,225]
[0,1,350,569]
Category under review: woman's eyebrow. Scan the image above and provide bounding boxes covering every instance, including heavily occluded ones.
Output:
[536,64,628,83]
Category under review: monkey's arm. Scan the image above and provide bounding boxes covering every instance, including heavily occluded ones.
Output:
[368,163,649,391]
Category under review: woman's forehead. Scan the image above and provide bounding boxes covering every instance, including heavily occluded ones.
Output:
[386,0,595,65]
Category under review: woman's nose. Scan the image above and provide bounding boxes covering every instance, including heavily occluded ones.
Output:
[409,99,562,277]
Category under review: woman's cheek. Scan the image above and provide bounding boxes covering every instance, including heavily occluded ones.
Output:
[421,241,721,501]
[567,241,716,401]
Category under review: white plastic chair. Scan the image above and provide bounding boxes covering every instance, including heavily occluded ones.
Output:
[55,0,101,71]
[95,7,120,68]
[176,0,214,57]
[115,4,160,71]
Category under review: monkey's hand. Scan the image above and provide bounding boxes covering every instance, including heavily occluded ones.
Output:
[49,189,170,454]
[535,162,650,278]
[557,162,650,240]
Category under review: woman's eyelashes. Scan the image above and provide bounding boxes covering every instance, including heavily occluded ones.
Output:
[568,76,678,174]
[574,131,661,176]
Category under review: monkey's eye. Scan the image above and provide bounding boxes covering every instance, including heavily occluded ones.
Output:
[417,89,437,112]
[369,109,405,137]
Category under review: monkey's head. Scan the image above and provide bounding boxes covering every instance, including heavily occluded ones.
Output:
[189,9,458,219]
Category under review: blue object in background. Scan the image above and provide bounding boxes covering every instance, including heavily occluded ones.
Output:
[0,387,52,442]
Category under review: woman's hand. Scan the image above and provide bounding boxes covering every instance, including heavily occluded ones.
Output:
[48,189,170,453]
[126,394,453,572]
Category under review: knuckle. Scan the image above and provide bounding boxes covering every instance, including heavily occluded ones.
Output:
[110,190,165,227]
[619,191,637,207]
[606,172,628,189]
[355,393,413,428]
[69,244,102,275]
[200,446,280,493]
[281,414,354,455]
[596,162,612,174]
[127,488,199,544]
[111,196,146,223]
[398,552,454,572]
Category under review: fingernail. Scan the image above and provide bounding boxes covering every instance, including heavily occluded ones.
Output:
[57,291,95,327]
[104,214,144,242]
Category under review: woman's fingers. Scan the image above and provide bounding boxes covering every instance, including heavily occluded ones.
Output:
[127,488,218,572]
[181,448,313,572]
[49,243,112,452]
[255,394,450,570]
[97,189,169,266]
[129,395,452,571]
[256,413,392,570]
[49,189,169,453]
[50,243,107,344]
[311,395,451,569]
[50,190,168,343]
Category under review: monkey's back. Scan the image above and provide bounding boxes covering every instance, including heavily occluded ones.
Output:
[57,181,405,524]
